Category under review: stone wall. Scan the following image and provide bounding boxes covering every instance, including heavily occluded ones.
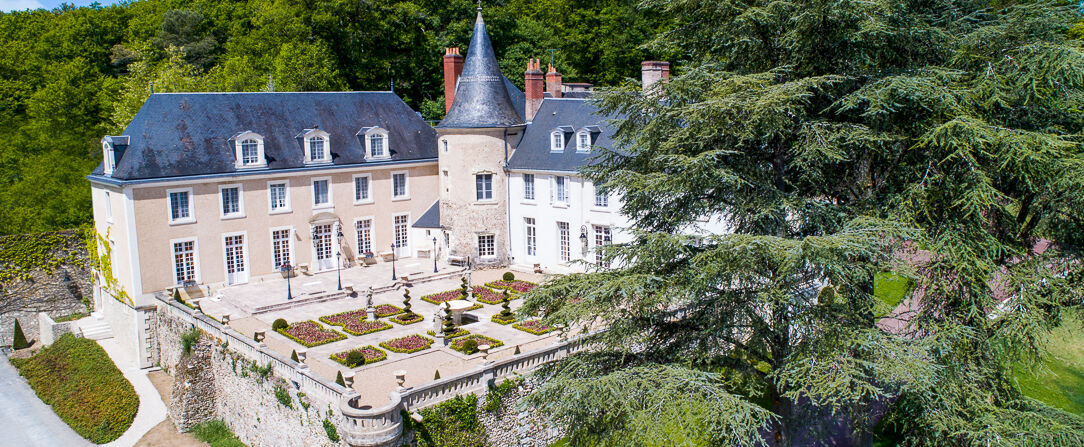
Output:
[477,379,563,447]
[156,307,348,447]
[36,312,76,346]
[0,230,93,347]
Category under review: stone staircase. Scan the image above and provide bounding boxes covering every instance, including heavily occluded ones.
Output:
[78,314,114,340]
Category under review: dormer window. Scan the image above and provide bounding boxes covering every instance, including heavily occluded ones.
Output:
[360,127,390,160]
[233,132,267,169]
[301,129,332,164]
[309,136,326,160]
[576,130,591,152]
[101,135,127,177]
[551,131,565,152]
[103,141,115,175]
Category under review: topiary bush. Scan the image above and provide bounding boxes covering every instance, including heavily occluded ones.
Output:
[461,339,479,355]
[336,370,345,387]
[502,271,515,281]
[272,318,288,331]
[12,318,30,349]
[346,350,366,368]
[290,350,299,362]
[434,369,441,380]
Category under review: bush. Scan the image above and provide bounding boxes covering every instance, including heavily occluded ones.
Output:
[323,418,340,442]
[180,327,200,355]
[336,370,345,386]
[413,394,486,447]
[346,350,366,368]
[274,384,293,408]
[290,350,299,362]
[12,318,30,349]
[434,369,441,380]
[13,333,138,443]
[461,339,479,354]
[502,271,515,281]
[272,318,288,331]
[189,419,246,447]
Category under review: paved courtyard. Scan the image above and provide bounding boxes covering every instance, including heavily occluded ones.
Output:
[198,261,557,405]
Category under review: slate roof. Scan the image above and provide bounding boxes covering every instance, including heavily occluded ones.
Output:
[437,10,524,128]
[92,91,437,181]
[413,201,441,228]
[508,99,616,172]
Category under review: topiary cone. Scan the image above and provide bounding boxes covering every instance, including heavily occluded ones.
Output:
[291,350,299,362]
[12,318,30,350]
[442,306,456,333]
[336,370,345,387]
[460,276,469,299]
[402,288,413,316]
[500,290,513,318]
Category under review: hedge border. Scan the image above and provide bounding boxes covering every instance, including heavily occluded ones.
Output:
[490,313,515,325]
[428,328,469,339]
[330,345,388,367]
[379,334,435,354]
[276,320,347,347]
[512,320,555,335]
[450,334,504,354]
[391,313,424,325]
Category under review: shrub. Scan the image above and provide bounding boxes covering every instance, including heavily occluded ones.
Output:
[391,313,424,325]
[514,345,521,355]
[502,271,515,281]
[332,346,387,367]
[12,318,30,349]
[512,320,555,335]
[490,313,515,325]
[450,335,504,354]
[483,379,519,412]
[414,394,486,447]
[323,418,340,442]
[272,318,288,331]
[460,339,479,354]
[346,350,365,367]
[13,333,137,443]
[180,327,200,355]
[434,369,441,380]
[274,384,293,408]
[189,419,246,447]
[336,370,345,386]
[173,288,183,304]
[290,350,299,362]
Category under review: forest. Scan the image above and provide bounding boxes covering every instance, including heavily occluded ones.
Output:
[0,0,666,235]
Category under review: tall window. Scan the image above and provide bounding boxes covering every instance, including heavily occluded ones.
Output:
[557,222,570,261]
[356,219,372,255]
[224,234,246,284]
[354,175,371,202]
[478,234,495,257]
[525,218,536,256]
[104,191,112,220]
[313,179,330,206]
[308,136,326,161]
[551,131,564,151]
[369,134,385,157]
[269,182,288,211]
[577,131,590,152]
[240,139,260,165]
[594,185,609,208]
[554,176,568,203]
[594,225,612,267]
[169,190,191,222]
[392,173,408,198]
[393,215,408,252]
[272,229,291,269]
[476,174,493,201]
[523,174,535,200]
[173,240,196,284]
[221,186,241,216]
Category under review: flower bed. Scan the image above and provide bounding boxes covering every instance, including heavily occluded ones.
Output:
[472,286,508,305]
[485,280,537,293]
[319,308,367,327]
[330,345,387,367]
[491,313,515,325]
[380,334,435,353]
[277,320,346,347]
[513,320,555,335]
[428,328,469,339]
[374,304,404,317]
[450,334,504,354]
[421,289,464,304]
[342,320,392,336]
[390,313,423,325]
[319,309,392,336]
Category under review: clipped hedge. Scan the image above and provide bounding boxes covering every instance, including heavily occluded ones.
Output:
[330,345,388,367]
[391,313,424,325]
[450,335,503,354]
[13,333,138,443]
[380,334,435,354]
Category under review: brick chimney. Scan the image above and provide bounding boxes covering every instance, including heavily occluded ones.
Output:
[525,59,544,121]
[545,63,563,99]
[641,61,671,93]
[443,47,464,112]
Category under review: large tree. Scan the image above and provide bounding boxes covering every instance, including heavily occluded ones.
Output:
[521,0,1084,445]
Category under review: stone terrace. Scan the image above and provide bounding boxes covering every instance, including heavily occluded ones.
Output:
[197,261,556,406]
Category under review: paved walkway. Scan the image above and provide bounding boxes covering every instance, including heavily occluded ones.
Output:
[0,354,91,447]
[98,338,169,447]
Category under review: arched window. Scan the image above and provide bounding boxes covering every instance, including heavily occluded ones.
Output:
[240,139,260,165]
[233,132,266,169]
[361,127,390,160]
[551,131,564,152]
[576,130,591,152]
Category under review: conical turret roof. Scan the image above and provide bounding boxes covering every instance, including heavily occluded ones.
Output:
[437,10,524,128]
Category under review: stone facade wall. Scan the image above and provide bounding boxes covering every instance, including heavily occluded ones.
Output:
[36,312,76,346]
[437,130,516,266]
[156,307,348,447]
[477,379,563,447]
[0,231,93,347]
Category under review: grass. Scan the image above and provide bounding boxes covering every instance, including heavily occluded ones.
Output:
[52,312,88,323]
[12,333,138,443]
[1015,309,1084,416]
[190,419,247,447]
[874,271,912,308]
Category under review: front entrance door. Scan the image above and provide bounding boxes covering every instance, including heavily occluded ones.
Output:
[224,234,247,284]
[313,223,334,271]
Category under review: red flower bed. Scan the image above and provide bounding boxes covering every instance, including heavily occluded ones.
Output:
[342,320,392,336]
[374,304,403,317]
[513,320,554,335]
[319,309,367,327]
[390,313,423,325]
[421,289,464,304]
[379,334,434,353]
[277,320,346,347]
[450,334,504,354]
[485,280,537,293]
[319,309,392,335]
[472,286,507,305]
[330,345,387,367]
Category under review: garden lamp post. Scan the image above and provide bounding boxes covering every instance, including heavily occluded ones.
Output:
[280,263,293,300]
[391,243,398,280]
[579,225,589,257]
[432,237,438,273]
[336,225,344,291]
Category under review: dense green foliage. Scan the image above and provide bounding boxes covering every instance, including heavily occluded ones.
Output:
[521,0,1084,445]
[14,333,138,443]
[323,418,340,443]
[179,327,200,355]
[873,272,912,309]
[0,229,88,283]
[0,0,666,235]
[273,383,292,408]
[189,419,247,447]
[408,394,486,447]
[11,317,29,349]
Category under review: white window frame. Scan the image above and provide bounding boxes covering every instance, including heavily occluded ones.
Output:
[393,213,410,256]
[524,217,536,256]
[391,171,410,201]
[170,237,200,286]
[475,173,494,202]
[557,221,570,262]
[269,226,294,271]
[234,132,267,169]
[218,184,245,219]
[550,131,565,152]
[221,231,250,285]
[104,191,113,223]
[363,127,390,160]
[354,217,374,256]
[102,141,115,176]
[551,176,568,205]
[478,234,496,258]
[312,177,333,209]
[303,129,332,165]
[267,180,291,214]
[522,173,535,201]
[576,130,591,152]
[167,187,195,225]
[593,183,609,209]
[353,174,373,204]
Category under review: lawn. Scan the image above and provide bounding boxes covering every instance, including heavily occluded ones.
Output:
[874,271,912,309]
[1015,309,1084,416]
[11,333,138,443]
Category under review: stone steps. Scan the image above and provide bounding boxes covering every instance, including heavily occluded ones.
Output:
[78,318,113,340]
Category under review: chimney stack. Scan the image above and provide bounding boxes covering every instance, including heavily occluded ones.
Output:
[545,63,563,99]
[443,47,464,112]
[525,59,544,121]
[641,61,671,93]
